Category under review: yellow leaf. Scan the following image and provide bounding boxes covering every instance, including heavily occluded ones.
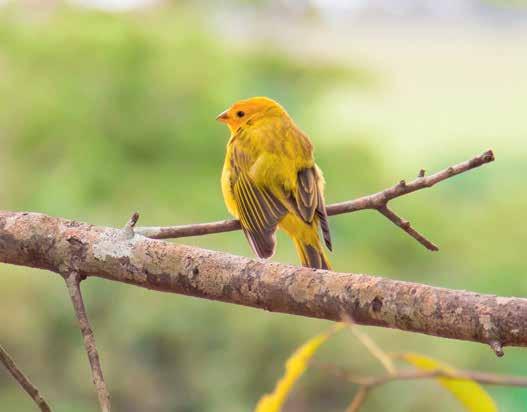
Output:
[403,353,498,412]
[254,324,344,412]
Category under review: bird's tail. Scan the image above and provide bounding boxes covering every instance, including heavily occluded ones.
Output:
[292,235,331,270]
[279,213,331,270]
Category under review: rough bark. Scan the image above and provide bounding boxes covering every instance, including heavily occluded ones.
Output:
[0,210,524,352]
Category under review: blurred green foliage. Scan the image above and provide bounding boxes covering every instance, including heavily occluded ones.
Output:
[0,3,526,412]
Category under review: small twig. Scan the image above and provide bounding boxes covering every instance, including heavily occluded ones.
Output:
[65,271,111,412]
[135,150,494,252]
[340,315,397,374]
[317,362,527,412]
[489,340,505,358]
[0,344,52,412]
[346,386,369,412]
[120,211,139,240]
[317,363,527,388]
[348,326,396,375]
[377,205,438,251]
[136,218,241,239]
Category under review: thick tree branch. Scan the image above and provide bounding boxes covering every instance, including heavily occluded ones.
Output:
[64,271,111,412]
[135,150,494,253]
[0,209,525,354]
[0,344,52,412]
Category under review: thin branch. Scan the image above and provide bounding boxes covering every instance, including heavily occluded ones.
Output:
[120,211,139,240]
[327,149,494,214]
[489,340,505,358]
[340,316,396,374]
[1,209,525,354]
[348,326,396,375]
[64,272,111,412]
[377,205,438,251]
[317,363,527,388]
[136,217,241,239]
[135,150,494,252]
[346,386,369,412]
[317,362,527,412]
[0,344,52,412]
[370,368,527,387]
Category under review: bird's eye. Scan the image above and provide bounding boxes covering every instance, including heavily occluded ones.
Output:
[236,111,245,118]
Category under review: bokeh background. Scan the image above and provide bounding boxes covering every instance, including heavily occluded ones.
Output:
[1,1,527,411]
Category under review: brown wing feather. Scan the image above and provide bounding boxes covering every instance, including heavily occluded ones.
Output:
[234,173,286,258]
[295,167,332,251]
[296,168,317,222]
[230,148,287,259]
[316,188,332,251]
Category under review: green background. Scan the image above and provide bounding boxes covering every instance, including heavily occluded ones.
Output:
[1,2,526,411]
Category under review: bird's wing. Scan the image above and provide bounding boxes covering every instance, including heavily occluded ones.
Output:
[294,167,332,251]
[230,150,287,259]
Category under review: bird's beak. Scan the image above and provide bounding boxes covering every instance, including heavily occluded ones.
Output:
[216,110,229,123]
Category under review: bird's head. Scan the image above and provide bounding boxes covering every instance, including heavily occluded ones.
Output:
[216,96,285,133]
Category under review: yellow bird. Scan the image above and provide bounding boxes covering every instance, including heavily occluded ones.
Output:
[217,97,332,269]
